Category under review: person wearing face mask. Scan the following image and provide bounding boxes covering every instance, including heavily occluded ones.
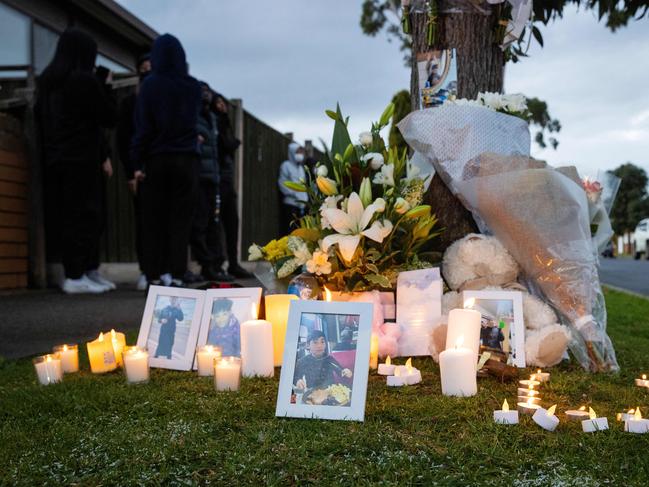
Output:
[278,142,308,235]
[116,52,151,290]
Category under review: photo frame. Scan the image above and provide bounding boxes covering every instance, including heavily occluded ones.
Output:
[275,300,373,422]
[194,287,262,366]
[462,290,526,368]
[137,285,205,370]
[416,48,458,108]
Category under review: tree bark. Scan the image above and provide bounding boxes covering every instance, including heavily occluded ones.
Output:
[409,1,505,253]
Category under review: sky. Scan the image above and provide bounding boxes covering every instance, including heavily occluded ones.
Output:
[116,0,649,178]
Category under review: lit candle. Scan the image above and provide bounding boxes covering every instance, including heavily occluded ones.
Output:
[33,354,63,385]
[517,397,541,415]
[531,369,550,382]
[581,407,608,432]
[109,329,127,367]
[532,405,560,431]
[378,356,396,376]
[517,395,541,405]
[404,358,422,385]
[445,302,481,359]
[519,379,541,388]
[52,344,79,373]
[122,346,149,384]
[369,334,379,370]
[264,294,298,367]
[517,387,539,397]
[387,366,407,387]
[214,356,241,391]
[625,407,649,434]
[196,345,222,376]
[494,399,519,424]
[616,409,636,422]
[439,336,477,397]
[635,374,649,388]
[566,406,591,421]
[87,332,117,374]
[240,311,274,378]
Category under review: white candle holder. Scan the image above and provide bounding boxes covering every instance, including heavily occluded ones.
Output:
[214,356,241,391]
[625,419,649,434]
[123,346,150,384]
[616,410,636,422]
[582,417,609,432]
[377,356,396,376]
[196,345,222,377]
[565,408,590,421]
[52,344,79,373]
[517,395,541,405]
[635,375,649,387]
[532,406,560,431]
[517,401,541,415]
[494,400,519,424]
[519,379,541,388]
[530,370,550,382]
[517,387,539,397]
[33,354,63,385]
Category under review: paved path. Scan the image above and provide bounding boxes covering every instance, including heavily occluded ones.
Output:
[599,257,649,297]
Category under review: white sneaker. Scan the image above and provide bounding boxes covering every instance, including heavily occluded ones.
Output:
[136,274,148,291]
[86,270,117,291]
[62,277,106,294]
[160,273,173,287]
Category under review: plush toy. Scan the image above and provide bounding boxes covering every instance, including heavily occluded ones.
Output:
[432,234,571,368]
[346,291,400,358]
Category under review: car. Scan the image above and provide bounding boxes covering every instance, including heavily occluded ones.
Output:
[633,218,649,260]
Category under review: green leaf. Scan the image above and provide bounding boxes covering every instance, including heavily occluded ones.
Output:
[379,103,395,127]
[366,263,380,274]
[342,143,355,162]
[531,25,544,47]
[331,103,357,165]
[365,273,392,289]
[325,110,338,121]
[283,181,307,192]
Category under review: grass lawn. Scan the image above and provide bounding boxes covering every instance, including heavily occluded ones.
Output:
[1,288,648,486]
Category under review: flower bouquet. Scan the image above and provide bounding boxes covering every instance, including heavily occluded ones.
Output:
[249,104,440,292]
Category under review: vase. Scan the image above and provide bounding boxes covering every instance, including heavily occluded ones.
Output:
[287,272,322,300]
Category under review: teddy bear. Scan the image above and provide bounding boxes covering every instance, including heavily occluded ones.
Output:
[430,233,570,368]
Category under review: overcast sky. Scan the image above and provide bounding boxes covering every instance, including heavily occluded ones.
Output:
[117,0,649,178]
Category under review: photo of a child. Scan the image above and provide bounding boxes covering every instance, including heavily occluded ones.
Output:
[206,298,242,356]
[147,295,196,360]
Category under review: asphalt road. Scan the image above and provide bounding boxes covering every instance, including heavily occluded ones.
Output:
[599,257,649,297]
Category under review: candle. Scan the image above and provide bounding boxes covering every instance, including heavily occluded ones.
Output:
[517,395,541,405]
[439,336,477,397]
[378,356,396,376]
[87,332,117,373]
[581,407,608,432]
[33,354,63,385]
[240,318,274,378]
[52,344,79,373]
[122,346,149,384]
[531,369,550,382]
[532,405,560,431]
[109,329,126,367]
[196,345,222,376]
[616,409,636,422]
[369,334,379,370]
[625,407,649,434]
[445,304,481,359]
[566,406,591,421]
[264,294,298,367]
[635,374,649,388]
[519,379,541,388]
[403,358,422,385]
[517,388,539,397]
[494,399,519,424]
[517,398,541,415]
[387,367,407,387]
[214,356,241,391]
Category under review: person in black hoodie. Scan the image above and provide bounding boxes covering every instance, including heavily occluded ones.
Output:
[130,34,201,287]
[36,29,117,294]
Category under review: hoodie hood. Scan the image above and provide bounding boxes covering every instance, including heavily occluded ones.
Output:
[151,34,187,76]
[288,142,301,164]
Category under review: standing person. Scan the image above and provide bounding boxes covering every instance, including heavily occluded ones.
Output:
[155,296,183,359]
[212,93,253,279]
[36,29,117,294]
[116,53,151,290]
[278,142,308,235]
[130,34,201,288]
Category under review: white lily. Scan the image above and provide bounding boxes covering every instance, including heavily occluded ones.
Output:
[402,161,421,183]
[321,193,391,261]
[372,163,395,186]
[319,195,343,230]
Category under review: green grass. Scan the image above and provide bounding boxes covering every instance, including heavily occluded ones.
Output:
[1,289,648,486]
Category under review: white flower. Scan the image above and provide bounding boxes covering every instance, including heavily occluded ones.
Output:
[362,152,384,170]
[479,92,505,111]
[374,197,386,213]
[394,197,411,214]
[248,244,263,261]
[502,93,527,113]
[402,161,421,183]
[306,250,332,276]
[359,131,373,147]
[321,192,390,261]
[319,195,343,230]
[288,236,311,265]
[315,165,328,177]
[372,164,395,186]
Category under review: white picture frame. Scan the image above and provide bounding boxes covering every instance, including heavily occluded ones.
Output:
[137,285,205,370]
[462,290,526,368]
[275,300,373,422]
[194,287,262,367]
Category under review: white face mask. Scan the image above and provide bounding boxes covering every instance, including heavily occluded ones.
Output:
[294,153,305,164]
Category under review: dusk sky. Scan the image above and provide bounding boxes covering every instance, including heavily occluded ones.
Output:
[117,0,649,179]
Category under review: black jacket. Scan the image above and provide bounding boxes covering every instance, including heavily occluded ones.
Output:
[216,111,240,184]
[196,109,219,184]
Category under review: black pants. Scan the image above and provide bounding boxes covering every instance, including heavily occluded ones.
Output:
[279,203,304,236]
[214,180,239,268]
[140,153,199,281]
[132,186,144,272]
[190,179,220,270]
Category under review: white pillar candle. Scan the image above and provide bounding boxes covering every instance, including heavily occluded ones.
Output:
[566,407,591,421]
[439,337,477,397]
[494,400,519,424]
[378,356,396,376]
[196,345,222,376]
[52,344,79,373]
[33,354,63,385]
[214,357,241,391]
[532,405,560,431]
[519,379,540,388]
[240,319,274,378]
[445,307,481,359]
[635,374,649,387]
[517,395,541,405]
[123,346,149,384]
[530,369,550,382]
[625,408,649,434]
[517,399,541,415]
[581,408,608,432]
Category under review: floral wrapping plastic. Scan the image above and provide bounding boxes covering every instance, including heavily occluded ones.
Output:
[398,105,619,372]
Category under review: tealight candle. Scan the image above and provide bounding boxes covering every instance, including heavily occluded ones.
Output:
[33,354,63,385]
[109,329,126,367]
[87,332,117,373]
[494,399,519,424]
[566,406,591,421]
[439,337,477,397]
[517,388,540,397]
[517,395,541,405]
[387,367,407,387]
[581,407,609,432]
[616,409,636,422]
[52,344,79,373]
[625,407,649,434]
[196,345,222,376]
[378,356,396,376]
[122,346,149,384]
[240,318,274,377]
[370,334,379,370]
[518,398,541,415]
[519,379,541,388]
[635,374,649,388]
[404,359,422,385]
[532,405,560,431]
[530,369,550,382]
[214,356,241,391]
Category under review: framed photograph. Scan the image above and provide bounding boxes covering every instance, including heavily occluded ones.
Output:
[416,48,458,108]
[462,290,526,368]
[137,285,205,370]
[195,287,262,363]
[275,300,373,422]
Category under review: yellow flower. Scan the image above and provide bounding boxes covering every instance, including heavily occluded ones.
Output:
[263,236,290,261]
[316,176,338,196]
[306,250,332,276]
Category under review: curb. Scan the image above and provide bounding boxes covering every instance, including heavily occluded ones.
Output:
[602,284,649,300]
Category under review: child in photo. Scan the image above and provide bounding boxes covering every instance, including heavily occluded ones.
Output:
[207,298,241,356]
[294,330,352,391]
[155,296,184,359]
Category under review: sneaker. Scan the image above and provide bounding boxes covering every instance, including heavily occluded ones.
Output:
[202,266,234,282]
[86,270,117,291]
[170,279,186,287]
[160,273,173,287]
[228,264,254,279]
[183,270,204,283]
[62,276,106,294]
[136,274,148,291]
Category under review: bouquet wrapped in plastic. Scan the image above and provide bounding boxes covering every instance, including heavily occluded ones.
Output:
[399,105,618,372]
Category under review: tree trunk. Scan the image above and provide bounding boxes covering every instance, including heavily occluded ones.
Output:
[409,1,505,253]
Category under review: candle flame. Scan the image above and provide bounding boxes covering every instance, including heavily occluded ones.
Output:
[588,407,597,420]
[46,355,52,362]
[635,408,642,420]
[643,374,647,380]
[464,298,475,309]
[547,405,557,416]
[386,356,391,366]
[324,286,332,302]
[394,367,401,377]
[455,336,464,348]
[527,390,537,397]
[628,408,635,414]
[110,329,116,338]
[98,332,104,342]
[529,384,535,390]
[537,369,542,374]
[206,345,213,352]
[579,406,586,411]
[405,358,412,368]
[251,303,258,320]
[502,399,509,412]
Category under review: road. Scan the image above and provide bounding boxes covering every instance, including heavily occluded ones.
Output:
[599,257,649,297]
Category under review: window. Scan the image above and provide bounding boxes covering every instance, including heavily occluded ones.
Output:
[0,3,30,78]
[33,23,59,75]
[96,53,131,74]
